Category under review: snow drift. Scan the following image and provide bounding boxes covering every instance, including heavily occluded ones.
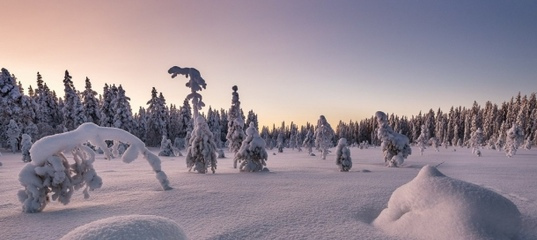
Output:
[60,215,187,240]
[373,165,521,240]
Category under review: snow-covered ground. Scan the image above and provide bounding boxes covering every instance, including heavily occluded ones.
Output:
[1,146,536,239]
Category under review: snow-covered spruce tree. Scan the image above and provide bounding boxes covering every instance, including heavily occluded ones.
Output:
[6,119,21,153]
[376,111,412,167]
[82,77,101,125]
[470,127,484,156]
[302,128,315,155]
[315,115,335,160]
[235,122,268,172]
[416,125,427,155]
[0,68,22,148]
[276,131,285,153]
[505,123,524,157]
[185,116,218,173]
[226,85,245,156]
[61,70,86,131]
[158,136,174,157]
[168,66,217,173]
[21,134,32,162]
[18,122,171,213]
[145,88,169,147]
[335,138,352,172]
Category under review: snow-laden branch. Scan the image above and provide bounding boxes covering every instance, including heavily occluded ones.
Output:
[18,123,171,213]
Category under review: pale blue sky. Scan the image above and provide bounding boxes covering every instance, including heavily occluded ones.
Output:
[3,0,536,127]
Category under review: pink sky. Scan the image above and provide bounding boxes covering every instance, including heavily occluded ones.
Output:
[3,1,536,127]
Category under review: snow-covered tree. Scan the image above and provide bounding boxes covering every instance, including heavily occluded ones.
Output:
[21,134,32,162]
[302,128,315,155]
[158,136,174,157]
[82,77,101,125]
[235,122,268,172]
[185,116,218,173]
[6,119,21,153]
[226,86,245,155]
[470,127,484,156]
[335,138,352,172]
[111,85,134,132]
[61,70,86,131]
[276,131,285,153]
[145,88,168,147]
[376,111,412,167]
[99,84,115,127]
[0,68,22,148]
[18,122,171,213]
[416,125,428,155]
[169,66,217,173]
[505,124,524,157]
[315,115,335,160]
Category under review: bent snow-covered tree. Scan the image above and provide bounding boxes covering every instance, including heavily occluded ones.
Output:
[18,123,171,213]
[376,111,411,167]
[335,138,352,172]
[169,66,217,173]
[235,122,268,172]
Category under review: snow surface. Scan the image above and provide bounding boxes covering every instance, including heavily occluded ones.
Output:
[60,215,186,240]
[373,165,521,240]
[1,147,537,239]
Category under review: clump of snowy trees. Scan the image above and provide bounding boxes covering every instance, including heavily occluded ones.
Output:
[235,122,268,172]
[18,123,171,213]
[376,111,412,167]
[1,65,535,158]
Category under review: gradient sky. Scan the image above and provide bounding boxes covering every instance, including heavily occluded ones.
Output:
[3,0,537,128]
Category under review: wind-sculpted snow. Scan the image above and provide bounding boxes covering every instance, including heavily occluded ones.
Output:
[373,165,521,240]
[60,215,187,240]
[18,123,171,213]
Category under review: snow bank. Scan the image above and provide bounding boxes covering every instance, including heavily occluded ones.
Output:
[373,165,521,240]
[60,215,187,240]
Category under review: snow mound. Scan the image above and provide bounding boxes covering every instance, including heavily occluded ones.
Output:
[373,165,521,240]
[60,215,187,240]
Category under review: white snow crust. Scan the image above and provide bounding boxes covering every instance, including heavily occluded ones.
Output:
[60,215,187,240]
[1,147,536,239]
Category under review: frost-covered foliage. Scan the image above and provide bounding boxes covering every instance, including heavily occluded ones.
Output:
[145,87,168,147]
[505,123,524,157]
[376,111,411,167]
[60,215,187,240]
[470,127,484,156]
[18,123,171,213]
[186,116,218,173]
[235,122,268,172]
[158,136,174,157]
[226,86,245,154]
[335,138,352,172]
[315,115,335,160]
[6,119,21,153]
[21,134,32,162]
[373,165,521,240]
[416,125,427,155]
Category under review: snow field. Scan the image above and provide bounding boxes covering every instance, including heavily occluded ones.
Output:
[1,147,537,239]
